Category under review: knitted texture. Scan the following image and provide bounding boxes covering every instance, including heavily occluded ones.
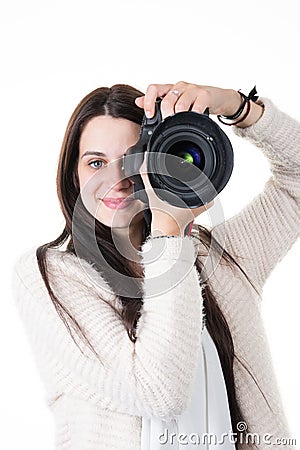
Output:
[11,98,299,449]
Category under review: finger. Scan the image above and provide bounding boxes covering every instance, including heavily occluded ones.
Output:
[144,84,173,118]
[139,153,151,189]
[159,81,191,119]
[191,103,206,114]
[190,89,211,114]
[171,88,201,114]
[135,96,144,108]
[139,153,147,176]
[168,86,210,115]
[159,91,178,119]
[173,92,195,113]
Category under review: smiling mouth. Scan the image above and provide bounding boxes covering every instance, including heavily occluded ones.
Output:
[101,198,134,210]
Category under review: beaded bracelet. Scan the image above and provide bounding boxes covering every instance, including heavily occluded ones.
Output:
[217,85,259,126]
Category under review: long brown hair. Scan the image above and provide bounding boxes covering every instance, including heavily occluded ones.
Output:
[36,84,269,447]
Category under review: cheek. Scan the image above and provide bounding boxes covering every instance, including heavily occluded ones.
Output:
[78,166,100,194]
[77,165,90,190]
[77,167,103,218]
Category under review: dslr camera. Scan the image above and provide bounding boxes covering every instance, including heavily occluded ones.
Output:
[122,97,233,229]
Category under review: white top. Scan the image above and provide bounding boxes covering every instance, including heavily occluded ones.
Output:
[140,326,236,449]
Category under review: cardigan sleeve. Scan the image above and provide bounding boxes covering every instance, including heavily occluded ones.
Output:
[211,98,300,295]
[11,236,204,421]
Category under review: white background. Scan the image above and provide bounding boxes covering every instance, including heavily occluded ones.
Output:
[1,0,299,448]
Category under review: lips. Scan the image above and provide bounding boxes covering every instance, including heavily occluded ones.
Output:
[101,197,133,210]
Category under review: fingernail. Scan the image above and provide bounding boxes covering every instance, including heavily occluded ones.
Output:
[146,110,152,118]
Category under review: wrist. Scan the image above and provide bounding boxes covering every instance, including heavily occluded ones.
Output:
[151,220,184,237]
[222,89,244,117]
[217,86,261,127]
[151,211,186,237]
[235,101,264,128]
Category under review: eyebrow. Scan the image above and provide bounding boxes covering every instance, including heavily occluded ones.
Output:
[81,150,129,159]
[81,151,107,159]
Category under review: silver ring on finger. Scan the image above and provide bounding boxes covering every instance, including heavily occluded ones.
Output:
[170,89,180,97]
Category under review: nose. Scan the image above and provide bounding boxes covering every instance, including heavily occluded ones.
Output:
[104,158,132,190]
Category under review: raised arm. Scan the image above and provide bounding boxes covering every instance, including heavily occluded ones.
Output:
[212,97,300,294]
[12,235,204,421]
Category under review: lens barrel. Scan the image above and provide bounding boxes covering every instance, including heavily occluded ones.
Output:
[146,111,233,208]
[123,100,234,208]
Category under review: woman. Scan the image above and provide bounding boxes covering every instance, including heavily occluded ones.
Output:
[12,82,299,449]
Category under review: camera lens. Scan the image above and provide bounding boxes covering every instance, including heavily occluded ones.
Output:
[163,138,207,185]
[167,140,205,171]
[141,108,234,208]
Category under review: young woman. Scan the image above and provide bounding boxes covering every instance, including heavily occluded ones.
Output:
[12,82,299,449]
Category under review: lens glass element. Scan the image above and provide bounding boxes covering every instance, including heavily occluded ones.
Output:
[164,140,205,183]
[167,140,205,170]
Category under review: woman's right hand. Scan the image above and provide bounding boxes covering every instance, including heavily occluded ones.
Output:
[135,81,264,127]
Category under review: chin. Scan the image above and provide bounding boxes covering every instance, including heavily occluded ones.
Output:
[96,207,145,230]
[97,216,132,229]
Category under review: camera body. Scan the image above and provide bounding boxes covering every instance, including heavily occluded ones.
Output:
[122,97,234,210]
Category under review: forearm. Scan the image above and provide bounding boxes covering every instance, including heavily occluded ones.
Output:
[234,97,300,169]
[213,97,300,291]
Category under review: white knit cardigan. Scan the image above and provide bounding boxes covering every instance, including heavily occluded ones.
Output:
[12,98,299,449]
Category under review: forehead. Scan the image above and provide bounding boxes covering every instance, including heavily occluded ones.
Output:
[79,116,140,158]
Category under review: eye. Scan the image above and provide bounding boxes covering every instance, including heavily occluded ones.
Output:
[88,160,105,170]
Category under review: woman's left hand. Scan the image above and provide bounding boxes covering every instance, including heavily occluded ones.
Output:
[135,81,263,128]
